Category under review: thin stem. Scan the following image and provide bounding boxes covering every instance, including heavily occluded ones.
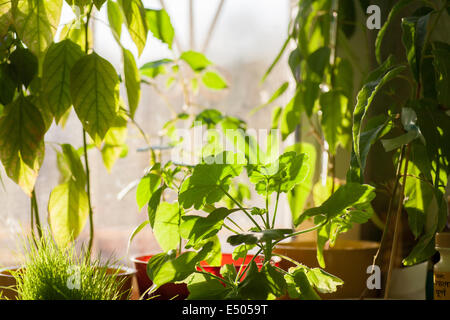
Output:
[83,3,95,254]
[384,145,411,299]
[271,188,281,229]
[237,247,263,282]
[221,187,261,231]
[273,220,328,247]
[31,189,42,239]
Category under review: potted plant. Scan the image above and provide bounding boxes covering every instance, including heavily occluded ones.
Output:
[9,232,130,300]
[345,0,450,299]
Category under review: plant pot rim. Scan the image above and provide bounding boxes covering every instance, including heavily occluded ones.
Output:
[0,266,23,278]
[275,239,380,251]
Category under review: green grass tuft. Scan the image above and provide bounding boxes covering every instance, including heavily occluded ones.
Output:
[13,233,127,300]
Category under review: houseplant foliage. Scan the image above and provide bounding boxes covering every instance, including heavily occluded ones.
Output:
[345,0,450,295]
[0,0,177,250]
[13,232,126,300]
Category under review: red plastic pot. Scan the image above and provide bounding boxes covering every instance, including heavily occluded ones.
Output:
[131,255,189,300]
[198,253,267,280]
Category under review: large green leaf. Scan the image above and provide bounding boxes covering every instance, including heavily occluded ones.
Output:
[42,39,84,123]
[180,207,239,248]
[0,63,17,105]
[0,95,46,195]
[179,152,244,209]
[280,89,302,140]
[295,183,375,226]
[153,201,182,252]
[13,0,63,60]
[147,242,213,287]
[9,47,38,88]
[119,0,147,56]
[123,48,141,118]
[186,272,233,300]
[433,41,450,107]
[145,8,174,48]
[56,144,86,188]
[284,267,320,300]
[70,52,120,144]
[136,173,161,210]
[375,0,414,64]
[227,229,293,246]
[107,0,123,42]
[238,263,286,300]
[320,90,348,155]
[48,179,89,247]
[352,65,405,166]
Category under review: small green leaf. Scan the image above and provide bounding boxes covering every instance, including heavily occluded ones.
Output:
[285,267,320,300]
[48,179,89,247]
[280,89,302,140]
[320,90,348,155]
[101,110,128,171]
[145,8,174,48]
[238,263,286,300]
[201,71,228,90]
[107,0,124,42]
[136,173,161,210]
[227,229,293,246]
[119,0,147,56]
[186,272,233,300]
[232,244,255,261]
[140,59,172,78]
[180,51,212,72]
[123,48,141,118]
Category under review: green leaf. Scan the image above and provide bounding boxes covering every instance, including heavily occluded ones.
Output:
[9,47,38,88]
[307,46,330,77]
[128,220,149,249]
[401,14,430,82]
[180,51,212,72]
[0,63,17,105]
[286,143,316,224]
[101,110,128,172]
[147,242,213,287]
[123,48,141,118]
[48,179,89,247]
[107,0,123,42]
[261,35,291,83]
[320,90,348,155]
[180,207,239,248]
[179,152,244,210]
[13,0,62,60]
[238,263,286,300]
[186,272,233,300]
[70,52,120,144]
[381,130,420,152]
[0,95,46,195]
[433,41,450,107]
[227,229,293,246]
[280,89,302,140]
[306,268,343,294]
[284,267,320,300]
[57,144,86,188]
[145,8,174,48]
[119,0,147,56]
[94,0,107,10]
[136,173,161,210]
[201,71,228,90]
[139,59,172,78]
[232,244,255,261]
[42,39,85,123]
[193,109,223,128]
[352,65,406,166]
[147,186,165,227]
[153,202,182,252]
[375,0,414,64]
[0,2,12,37]
[295,183,375,226]
[250,82,289,115]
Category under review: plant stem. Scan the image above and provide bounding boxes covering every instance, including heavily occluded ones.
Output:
[271,189,281,229]
[31,189,42,239]
[384,144,411,299]
[83,3,95,254]
[221,187,261,231]
[237,247,263,282]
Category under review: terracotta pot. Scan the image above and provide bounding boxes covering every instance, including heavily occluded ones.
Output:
[131,255,190,300]
[273,239,380,299]
[0,265,136,300]
[0,266,21,300]
[106,266,137,300]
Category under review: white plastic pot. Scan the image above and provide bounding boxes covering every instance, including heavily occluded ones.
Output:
[387,261,429,300]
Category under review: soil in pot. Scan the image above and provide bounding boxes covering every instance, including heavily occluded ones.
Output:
[274,239,380,299]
